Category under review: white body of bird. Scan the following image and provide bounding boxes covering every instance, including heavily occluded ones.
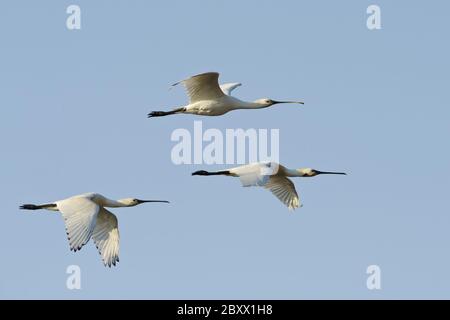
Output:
[148,72,304,117]
[20,192,169,267]
[192,162,346,210]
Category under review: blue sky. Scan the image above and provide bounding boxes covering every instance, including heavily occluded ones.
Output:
[1,0,449,299]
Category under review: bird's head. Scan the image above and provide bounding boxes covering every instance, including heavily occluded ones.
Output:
[118,198,169,207]
[255,98,304,107]
[297,168,347,177]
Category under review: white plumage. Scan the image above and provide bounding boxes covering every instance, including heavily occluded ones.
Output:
[192,162,346,210]
[92,208,120,268]
[219,82,242,96]
[20,193,168,267]
[148,72,304,117]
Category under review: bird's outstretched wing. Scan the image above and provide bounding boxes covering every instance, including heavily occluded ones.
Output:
[220,82,242,96]
[173,72,225,103]
[57,197,100,251]
[234,162,280,187]
[237,164,271,187]
[264,176,300,210]
[92,208,120,267]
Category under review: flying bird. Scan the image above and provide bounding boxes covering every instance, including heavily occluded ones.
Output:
[192,162,345,210]
[20,193,169,267]
[148,72,304,117]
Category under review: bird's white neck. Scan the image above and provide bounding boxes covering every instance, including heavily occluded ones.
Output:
[284,168,305,177]
[233,99,268,110]
[103,199,131,208]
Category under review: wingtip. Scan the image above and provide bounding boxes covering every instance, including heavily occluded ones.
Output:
[103,258,119,268]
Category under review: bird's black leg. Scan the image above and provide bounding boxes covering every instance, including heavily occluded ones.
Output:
[192,170,230,176]
[148,107,186,118]
[20,203,56,210]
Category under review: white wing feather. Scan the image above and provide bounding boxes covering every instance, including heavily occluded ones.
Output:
[173,72,225,103]
[220,82,242,96]
[231,162,279,187]
[92,208,120,267]
[264,176,300,210]
[231,163,266,187]
[57,196,100,251]
[230,162,300,210]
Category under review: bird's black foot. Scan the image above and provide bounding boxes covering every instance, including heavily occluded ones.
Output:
[20,204,40,210]
[192,170,210,176]
[148,111,171,117]
[148,107,185,118]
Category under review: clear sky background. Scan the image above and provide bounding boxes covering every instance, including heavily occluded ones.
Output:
[1,1,449,299]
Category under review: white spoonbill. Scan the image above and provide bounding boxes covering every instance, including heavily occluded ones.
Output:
[20,193,169,267]
[148,72,304,117]
[192,162,346,210]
